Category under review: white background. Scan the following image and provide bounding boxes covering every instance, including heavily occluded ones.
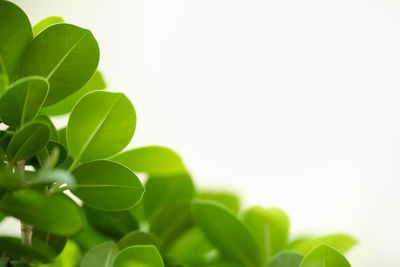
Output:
[2,0,400,266]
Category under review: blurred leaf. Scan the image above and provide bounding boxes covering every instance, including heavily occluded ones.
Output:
[33,115,58,140]
[57,128,67,148]
[266,251,303,267]
[83,204,139,240]
[72,160,144,211]
[166,228,216,265]
[196,261,242,267]
[0,76,49,127]
[28,169,75,188]
[33,16,64,36]
[113,245,164,267]
[19,23,99,106]
[0,191,84,235]
[299,244,351,267]
[144,174,195,218]
[0,54,8,95]
[42,70,106,116]
[81,241,119,267]
[0,165,23,189]
[0,1,32,81]
[111,146,186,176]
[7,122,50,165]
[288,234,357,254]
[34,240,81,267]
[67,91,136,166]
[242,206,290,263]
[197,192,240,214]
[32,229,67,263]
[0,236,49,262]
[71,224,110,253]
[118,231,160,250]
[192,200,263,267]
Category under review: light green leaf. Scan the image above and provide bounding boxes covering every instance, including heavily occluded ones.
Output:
[83,204,139,240]
[81,241,119,267]
[113,245,164,267]
[192,200,263,267]
[71,224,110,253]
[33,16,64,36]
[144,174,195,218]
[166,228,216,265]
[41,70,106,117]
[266,251,303,267]
[197,261,242,267]
[0,54,8,95]
[242,206,290,263]
[71,160,144,211]
[0,1,32,81]
[197,191,240,214]
[18,23,99,106]
[300,244,351,267]
[118,231,160,250]
[7,122,50,165]
[0,76,49,127]
[30,168,76,187]
[288,234,357,255]
[111,146,186,176]
[34,240,81,267]
[0,191,84,235]
[67,91,136,166]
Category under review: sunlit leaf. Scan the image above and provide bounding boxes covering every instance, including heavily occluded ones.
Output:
[266,251,303,267]
[81,241,119,267]
[33,16,64,36]
[113,245,164,267]
[299,244,351,267]
[288,234,357,254]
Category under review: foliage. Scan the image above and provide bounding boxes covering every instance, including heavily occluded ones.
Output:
[0,1,357,266]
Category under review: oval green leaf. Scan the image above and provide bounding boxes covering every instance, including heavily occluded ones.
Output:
[118,231,160,250]
[7,122,50,165]
[71,160,144,211]
[0,1,32,81]
[300,244,351,267]
[18,23,99,105]
[41,70,106,117]
[0,76,49,127]
[113,245,164,267]
[32,229,67,263]
[288,234,357,255]
[266,251,304,267]
[67,91,136,166]
[0,236,49,263]
[0,190,84,235]
[192,200,263,267]
[81,241,119,267]
[33,16,64,36]
[111,146,186,176]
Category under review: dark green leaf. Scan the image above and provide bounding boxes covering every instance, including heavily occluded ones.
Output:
[0,191,84,235]
[33,115,58,140]
[266,251,303,267]
[0,1,32,81]
[192,200,263,267]
[0,236,49,262]
[0,76,49,127]
[67,91,136,166]
[0,54,9,95]
[118,231,160,250]
[111,146,186,176]
[33,16,64,36]
[113,245,164,267]
[34,240,81,267]
[7,122,50,165]
[19,23,99,106]
[81,241,119,267]
[32,229,67,263]
[41,70,106,116]
[288,234,357,254]
[83,205,139,240]
[72,160,144,211]
[299,244,351,267]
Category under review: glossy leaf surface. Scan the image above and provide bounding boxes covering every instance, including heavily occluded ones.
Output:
[113,245,164,267]
[288,234,357,254]
[81,241,119,267]
[299,244,351,267]
[118,231,160,250]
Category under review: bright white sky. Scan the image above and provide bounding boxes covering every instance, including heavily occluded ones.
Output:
[2,0,400,266]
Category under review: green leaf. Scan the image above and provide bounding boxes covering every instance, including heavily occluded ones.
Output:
[29,169,76,188]
[71,224,110,253]
[0,191,84,235]
[288,234,357,255]
[34,240,81,267]
[0,54,9,95]
[192,200,263,267]
[83,204,139,240]
[33,115,58,140]
[0,236,49,263]
[0,165,23,189]
[242,206,290,263]
[299,244,351,267]
[197,192,240,214]
[81,241,119,267]
[71,160,144,211]
[18,23,99,106]
[41,70,106,117]
[266,251,304,267]
[0,1,32,81]
[0,76,49,127]
[111,146,186,176]
[33,16,64,36]
[197,261,242,267]
[166,228,216,265]
[149,202,193,249]
[113,245,164,267]
[67,91,136,166]
[32,229,67,263]
[118,231,160,250]
[7,122,50,165]
[144,174,195,218]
